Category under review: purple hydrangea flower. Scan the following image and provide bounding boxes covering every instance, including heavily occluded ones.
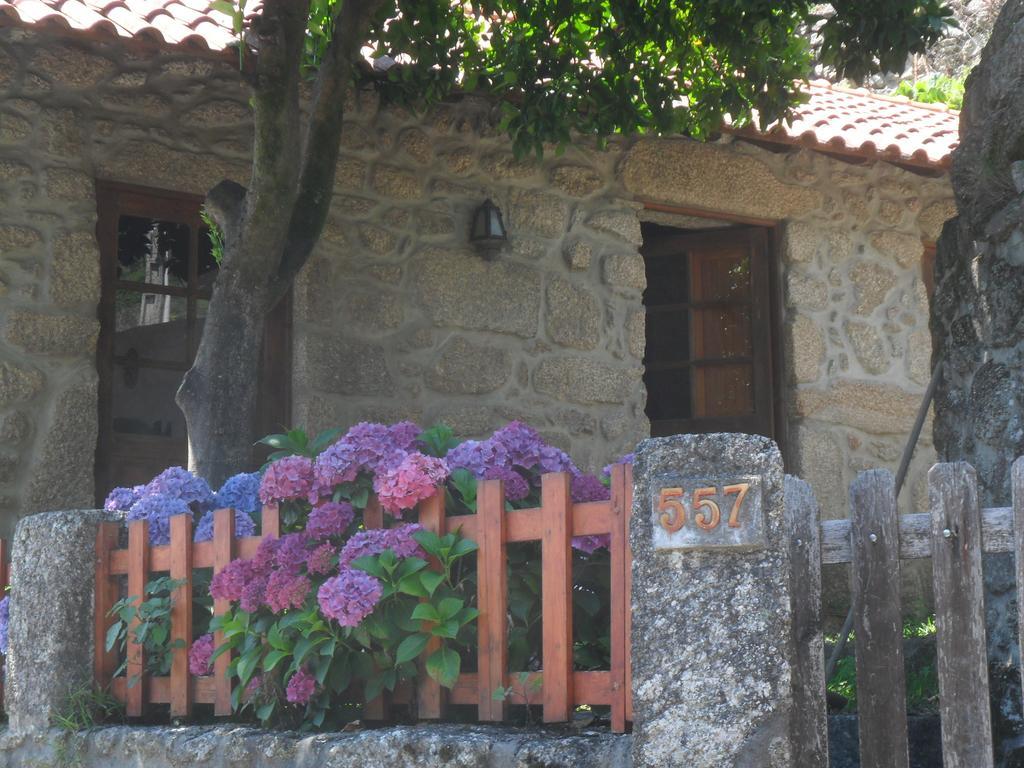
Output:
[306,501,355,540]
[491,421,546,469]
[145,467,215,511]
[318,569,382,627]
[339,528,393,567]
[259,455,314,504]
[444,439,508,477]
[215,472,261,515]
[306,542,337,575]
[373,452,449,514]
[127,494,193,546]
[602,453,635,478]
[311,422,414,500]
[103,486,143,513]
[210,558,253,602]
[193,509,256,543]
[571,474,610,503]
[387,524,426,560]
[240,575,269,613]
[265,571,311,614]
[286,668,317,705]
[483,466,530,501]
[251,536,280,576]
[274,533,311,573]
[0,596,9,655]
[571,534,610,554]
[189,633,215,676]
[387,421,423,452]
[538,445,578,475]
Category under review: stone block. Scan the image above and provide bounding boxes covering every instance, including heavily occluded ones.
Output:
[437,147,476,175]
[6,311,98,356]
[602,252,646,290]
[51,231,100,307]
[0,225,40,249]
[627,310,645,360]
[372,164,424,199]
[397,128,432,164]
[550,165,605,197]
[298,334,394,396]
[907,329,932,386]
[30,45,115,87]
[414,247,541,338]
[631,433,797,766]
[509,189,569,238]
[785,269,828,311]
[426,336,512,394]
[44,168,95,201]
[845,320,889,374]
[795,381,923,435]
[586,210,642,245]
[534,358,639,404]
[918,198,956,241]
[27,380,98,513]
[0,111,32,144]
[7,509,118,735]
[564,240,592,271]
[339,289,404,332]
[790,315,825,384]
[622,138,822,220]
[481,151,538,179]
[546,277,600,350]
[790,425,846,519]
[870,231,925,269]
[849,261,896,315]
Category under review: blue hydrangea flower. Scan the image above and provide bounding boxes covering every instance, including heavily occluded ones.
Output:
[193,509,256,543]
[144,467,215,511]
[127,494,193,546]
[103,485,144,513]
[214,472,261,516]
[0,595,10,655]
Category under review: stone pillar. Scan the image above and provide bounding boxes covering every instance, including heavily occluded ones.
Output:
[630,433,795,767]
[6,509,113,734]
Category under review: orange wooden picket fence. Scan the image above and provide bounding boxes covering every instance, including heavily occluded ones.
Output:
[0,537,8,710]
[94,466,634,731]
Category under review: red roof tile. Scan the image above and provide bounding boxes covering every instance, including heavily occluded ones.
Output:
[0,2,960,168]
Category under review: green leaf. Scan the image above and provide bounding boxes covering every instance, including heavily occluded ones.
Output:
[419,571,446,596]
[425,646,461,688]
[437,597,464,621]
[396,557,429,580]
[410,603,441,623]
[395,634,429,664]
[450,538,479,558]
[237,649,260,687]
[397,575,428,597]
[256,700,276,723]
[351,555,385,579]
[105,622,123,653]
[430,619,460,639]
[263,649,289,673]
[412,529,443,556]
[267,622,290,651]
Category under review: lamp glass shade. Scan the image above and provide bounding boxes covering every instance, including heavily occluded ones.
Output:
[470,199,507,243]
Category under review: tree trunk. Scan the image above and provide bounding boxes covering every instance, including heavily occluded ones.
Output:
[177,261,273,488]
[931,2,1024,761]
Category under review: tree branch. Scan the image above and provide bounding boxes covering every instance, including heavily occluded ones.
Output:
[204,179,247,237]
[273,0,385,291]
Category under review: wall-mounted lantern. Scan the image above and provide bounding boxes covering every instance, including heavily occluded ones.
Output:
[469,198,507,259]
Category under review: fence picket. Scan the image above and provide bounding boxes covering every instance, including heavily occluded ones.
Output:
[609,464,629,733]
[126,519,150,717]
[849,469,909,768]
[261,504,280,539]
[169,514,194,717]
[541,472,573,723]
[477,477,508,721]
[930,462,993,768]
[94,523,120,689]
[784,476,828,765]
[1014,458,1024,739]
[416,493,445,720]
[624,463,633,724]
[212,508,236,715]
[362,496,388,721]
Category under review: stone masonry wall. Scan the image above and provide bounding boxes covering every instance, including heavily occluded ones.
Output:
[0,27,957,578]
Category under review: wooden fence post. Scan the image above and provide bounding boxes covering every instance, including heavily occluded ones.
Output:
[609,463,630,733]
[477,477,508,721]
[169,514,194,718]
[416,492,445,720]
[126,519,150,717]
[849,469,909,768]
[541,472,573,723]
[212,508,236,716]
[931,462,993,768]
[362,497,388,721]
[784,476,828,766]
[1014,457,1024,736]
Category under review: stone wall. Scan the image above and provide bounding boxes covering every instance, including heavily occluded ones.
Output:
[0,27,957,563]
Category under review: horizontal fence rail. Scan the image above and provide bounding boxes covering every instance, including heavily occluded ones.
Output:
[94,467,634,732]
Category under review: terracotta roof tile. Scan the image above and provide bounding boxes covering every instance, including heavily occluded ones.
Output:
[0,2,961,168]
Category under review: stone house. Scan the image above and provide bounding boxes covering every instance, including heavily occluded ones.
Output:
[0,1,957,585]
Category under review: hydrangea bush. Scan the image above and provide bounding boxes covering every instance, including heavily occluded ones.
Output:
[105,420,630,730]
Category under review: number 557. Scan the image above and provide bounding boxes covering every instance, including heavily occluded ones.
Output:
[657,483,750,533]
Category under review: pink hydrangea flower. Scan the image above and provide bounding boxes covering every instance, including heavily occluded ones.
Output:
[274,533,311,573]
[306,501,354,540]
[265,570,311,614]
[251,536,280,576]
[318,569,382,627]
[286,668,317,705]
[210,558,253,602]
[259,455,314,504]
[306,542,337,575]
[188,633,215,676]
[311,422,417,500]
[373,452,449,514]
[240,575,268,613]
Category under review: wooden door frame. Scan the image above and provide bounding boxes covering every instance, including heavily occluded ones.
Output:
[94,180,292,502]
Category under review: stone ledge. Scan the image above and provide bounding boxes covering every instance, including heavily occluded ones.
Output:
[0,724,631,768]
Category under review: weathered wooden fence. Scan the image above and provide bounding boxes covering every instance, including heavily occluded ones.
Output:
[809,459,1024,768]
[0,536,8,709]
[93,466,633,732]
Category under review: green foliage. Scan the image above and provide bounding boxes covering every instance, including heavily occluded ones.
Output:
[106,577,186,685]
[417,424,459,459]
[200,210,225,266]
[51,685,124,731]
[217,0,956,158]
[894,74,965,110]
[256,426,344,464]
